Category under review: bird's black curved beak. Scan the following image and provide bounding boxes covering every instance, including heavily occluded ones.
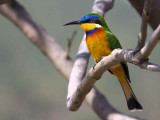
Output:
[63,20,81,26]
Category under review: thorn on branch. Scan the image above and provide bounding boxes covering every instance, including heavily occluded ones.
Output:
[65,30,77,59]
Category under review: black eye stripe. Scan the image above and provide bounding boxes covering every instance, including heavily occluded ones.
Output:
[86,19,93,23]
[81,19,102,25]
[95,20,102,25]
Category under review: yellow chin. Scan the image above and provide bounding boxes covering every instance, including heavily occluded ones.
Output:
[80,23,97,31]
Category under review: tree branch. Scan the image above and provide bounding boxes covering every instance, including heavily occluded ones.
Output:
[136,0,152,50]
[135,24,160,60]
[65,30,77,59]
[92,0,115,16]
[0,0,73,79]
[139,62,160,71]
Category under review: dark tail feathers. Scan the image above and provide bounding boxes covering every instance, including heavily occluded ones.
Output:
[127,95,143,111]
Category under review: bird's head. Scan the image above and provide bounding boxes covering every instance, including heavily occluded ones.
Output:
[64,13,108,32]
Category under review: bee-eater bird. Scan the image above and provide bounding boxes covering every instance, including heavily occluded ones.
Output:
[64,13,143,111]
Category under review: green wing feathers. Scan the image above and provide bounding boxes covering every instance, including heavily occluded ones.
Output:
[106,31,122,49]
[121,62,131,82]
[107,31,131,82]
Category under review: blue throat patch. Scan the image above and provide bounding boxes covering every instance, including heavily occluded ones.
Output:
[86,27,97,36]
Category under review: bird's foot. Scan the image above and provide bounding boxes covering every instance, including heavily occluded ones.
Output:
[132,48,141,56]
[132,49,149,64]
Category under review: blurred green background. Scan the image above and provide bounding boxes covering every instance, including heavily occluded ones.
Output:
[0,0,160,120]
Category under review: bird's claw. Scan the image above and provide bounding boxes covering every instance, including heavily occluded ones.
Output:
[131,49,149,64]
[132,48,141,56]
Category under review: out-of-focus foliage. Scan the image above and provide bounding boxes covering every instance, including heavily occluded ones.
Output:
[0,0,159,120]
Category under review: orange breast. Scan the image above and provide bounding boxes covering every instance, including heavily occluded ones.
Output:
[86,28,112,62]
[86,28,127,85]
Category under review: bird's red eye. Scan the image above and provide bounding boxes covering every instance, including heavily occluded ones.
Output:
[89,19,93,23]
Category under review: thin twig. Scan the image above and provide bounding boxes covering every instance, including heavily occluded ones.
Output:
[135,24,160,60]
[136,0,152,50]
[65,30,77,59]
[140,62,160,71]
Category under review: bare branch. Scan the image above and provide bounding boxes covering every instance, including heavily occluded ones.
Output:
[135,25,160,60]
[67,35,90,101]
[92,0,115,16]
[136,0,152,49]
[139,62,160,71]
[65,30,77,59]
[0,1,73,79]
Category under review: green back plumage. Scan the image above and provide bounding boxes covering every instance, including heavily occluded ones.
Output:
[106,31,122,49]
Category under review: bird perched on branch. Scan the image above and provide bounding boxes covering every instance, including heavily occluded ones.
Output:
[64,13,143,111]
